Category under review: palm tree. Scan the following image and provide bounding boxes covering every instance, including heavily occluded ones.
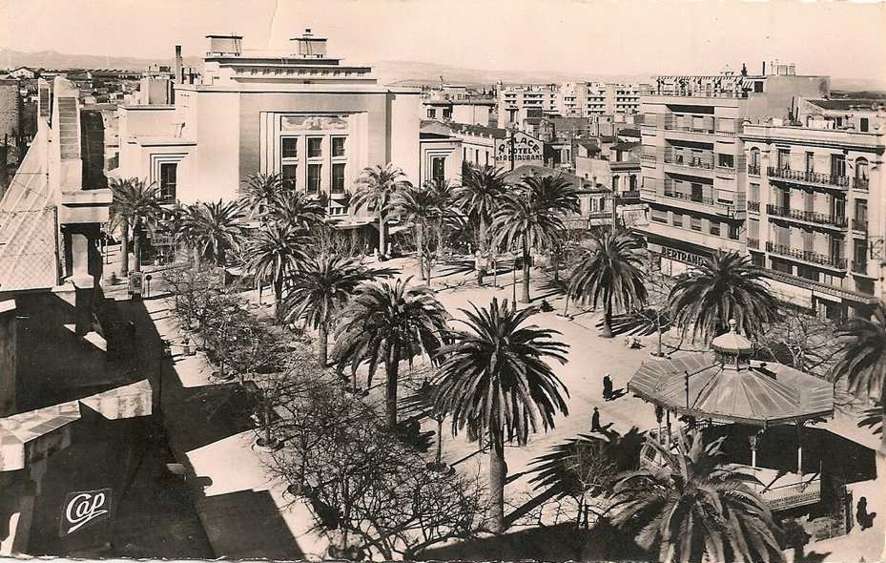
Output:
[433,298,570,533]
[268,190,326,231]
[333,279,448,428]
[283,255,394,367]
[610,429,782,563]
[242,173,286,219]
[179,199,245,268]
[352,164,410,256]
[668,251,779,342]
[455,164,509,250]
[392,184,439,280]
[426,178,458,253]
[491,175,580,303]
[109,177,162,276]
[568,231,648,338]
[833,304,886,455]
[246,224,308,321]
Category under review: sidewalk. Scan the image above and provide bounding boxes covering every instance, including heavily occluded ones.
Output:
[121,294,329,560]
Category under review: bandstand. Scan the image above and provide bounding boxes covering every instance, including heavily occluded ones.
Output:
[628,320,858,541]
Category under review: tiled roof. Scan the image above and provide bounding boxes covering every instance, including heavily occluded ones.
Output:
[628,351,833,425]
[0,127,60,292]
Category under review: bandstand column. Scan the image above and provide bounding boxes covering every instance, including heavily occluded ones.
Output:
[796,421,804,475]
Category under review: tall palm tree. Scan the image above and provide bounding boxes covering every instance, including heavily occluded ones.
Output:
[455,164,509,250]
[268,190,326,231]
[568,231,648,338]
[668,251,779,342]
[833,303,886,455]
[283,255,394,367]
[241,173,286,219]
[352,164,410,256]
[491,175,580,303]
[610,429,782,563]
[392,184,439,280]
[426,178,458,253]
[246,224,308,321]
[179,199,245,268]
[433,298,569,533]
[109,177,162,276]
[333,279,448,429]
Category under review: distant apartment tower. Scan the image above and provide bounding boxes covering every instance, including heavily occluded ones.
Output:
[634,65,830,282]
[496,83,559,127]
[740,98,885,319]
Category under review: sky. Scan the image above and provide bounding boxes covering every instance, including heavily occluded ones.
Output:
[0,0,884,80]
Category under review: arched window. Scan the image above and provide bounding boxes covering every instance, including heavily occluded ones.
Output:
[748,148,761,174]
[855,157,869,189]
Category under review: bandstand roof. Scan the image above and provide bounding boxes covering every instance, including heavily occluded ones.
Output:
[628,352,834,426]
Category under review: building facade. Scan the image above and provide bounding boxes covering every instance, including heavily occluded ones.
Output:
[115,30,421,223]
[740,99,885,318]
[635,68,829,272]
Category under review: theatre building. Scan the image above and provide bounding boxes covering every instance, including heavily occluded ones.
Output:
[115,30,421,224]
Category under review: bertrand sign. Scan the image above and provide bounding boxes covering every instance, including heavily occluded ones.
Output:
[495,131,544,167]
[60,488,112,537]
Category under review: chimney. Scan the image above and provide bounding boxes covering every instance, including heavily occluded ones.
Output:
[174,45,183,84]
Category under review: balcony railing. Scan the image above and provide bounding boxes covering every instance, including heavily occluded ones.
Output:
[662,190,744,214]
[748,201,760,212]
[767,166,850,189]
[852,261,869,275]
[747,164,761,176]
[641,154,657,162]
[765,204,848,229]
[663,123,716,134]
[664,154,714,170]
[618,190,642,203]
[765,241,847,270]
[852,219,868,232]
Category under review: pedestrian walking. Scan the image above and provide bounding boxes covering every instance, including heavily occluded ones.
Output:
[602,374,613,400]
[591,407,602,432]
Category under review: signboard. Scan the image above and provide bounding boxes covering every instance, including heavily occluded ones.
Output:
[659,246,709,267]
[620,205,648,227]
[495,131,544,168]
[60,488,112,537]
[128,271,144,297]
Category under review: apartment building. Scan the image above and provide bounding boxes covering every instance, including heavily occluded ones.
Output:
[634,66,829,277]
[740,99,885,319]
[496,83,559,127]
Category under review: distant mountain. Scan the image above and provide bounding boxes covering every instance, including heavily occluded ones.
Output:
[372,60,651,87]
[0,48,201,71]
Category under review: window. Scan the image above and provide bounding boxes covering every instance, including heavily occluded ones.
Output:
[427,108,437,119]
[629,176,637,190]
[754,82,764,93]
[728,224,740,240]
[282,164,298,189]
[690,217,702,231]
[159,162,177,201]
[443,108,452,119]
[717,153,734,168]
[777,149,791,170]
[673,214,684,228]
[332,163,346,193]
[805,152,814,173]
[856,158,869,187]
[432,157,445,184]
[709,221,721,236]
[651,209,668,223]
[855,199,868,223]
[331,137,346,158]
[749,183,760,203]
[281,137,298,159]
[830,154,846,177]
[307,163,321,193]
[691,183,703,203]
[748,148,760,173]
[308,137,323,158]
[860,118,869,132]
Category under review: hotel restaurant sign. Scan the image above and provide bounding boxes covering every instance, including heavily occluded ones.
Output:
[495,131,544,168]
[649,242,709,267]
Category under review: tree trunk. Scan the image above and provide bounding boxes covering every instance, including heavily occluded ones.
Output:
[552,250,559,282]
[378,209,386,256]
[489,439,507,533]
[479,215,487,251]
[273,277,284,322]
[385,356,399,429]
[435,418,444,464]
[415,223,425,280]
[601,297,614,338]
[521,237,531,303]
[318,322,328,368]
[133,222,142,273]
[120,217,130,277]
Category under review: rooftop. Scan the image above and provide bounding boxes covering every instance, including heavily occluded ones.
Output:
[806,98,886,112]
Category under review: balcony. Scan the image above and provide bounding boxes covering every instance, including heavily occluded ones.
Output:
[618,190,642,203]
[748,201,760,212]
[661,190,745,217]
[765,242,847,270]
[852,219,868,233]
[765,204,848,229]
[767,166,849,190]
[664,153,714,171]
[747,164,761,176]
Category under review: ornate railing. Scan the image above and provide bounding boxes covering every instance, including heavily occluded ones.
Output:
[768,166,850,189]
[765,242,847,269]
[765,204,847,228]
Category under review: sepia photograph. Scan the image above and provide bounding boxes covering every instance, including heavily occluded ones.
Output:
[0,0,885,561]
